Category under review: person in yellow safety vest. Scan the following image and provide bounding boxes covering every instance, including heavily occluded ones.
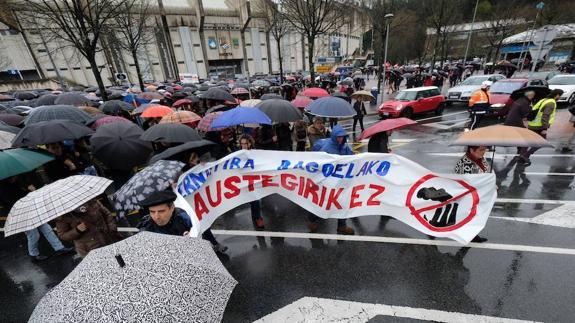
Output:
[519,89,564,166]
[468,80,492,130]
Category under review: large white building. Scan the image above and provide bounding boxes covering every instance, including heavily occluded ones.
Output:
[0,0,364,86]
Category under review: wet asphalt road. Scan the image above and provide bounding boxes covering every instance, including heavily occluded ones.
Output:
[2,101,575,322]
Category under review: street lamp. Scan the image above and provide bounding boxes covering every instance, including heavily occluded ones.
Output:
[380,13,394,103]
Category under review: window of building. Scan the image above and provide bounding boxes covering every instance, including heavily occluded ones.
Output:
[174,44,181,47]
[73,67,81,70]
[38,48,47,53]
[152,62,159,65]
[193,44,200,47]
[60,68,68,71]
[177,61,185,64]
[196,60,203,63]
[46,68,54,72]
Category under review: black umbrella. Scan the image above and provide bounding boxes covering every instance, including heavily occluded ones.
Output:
[198,84,210,92]
[100,100,134,115]
[257,99,302,123]
[84,87,99,93]
[9,106,34,115]
[70,86,85,91]
[54,92,92,106]
[510,86,550,102]
[205,104,232,114]
[260,93,283,101]
[0,114,24,126]
[25,105,93,125]
[149,139,216,164]
[91,122,152,170]
[202,88,235,102]
[185,95,200,103]
[108,91,124,100]
[331,92,351,103]
[35,94,58,106]
[172,91,188,101]
[14,91,38,100]
[12,120,94,147]
[0,121,21,134]
[140,123,202,143]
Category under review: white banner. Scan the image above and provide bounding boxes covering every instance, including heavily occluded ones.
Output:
[175,150,497,244]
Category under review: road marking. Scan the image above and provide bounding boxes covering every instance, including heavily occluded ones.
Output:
[429,152,575,158]
[210,229,575,256]
[254,297,540,323]
[416,110,469,123]
[422,118,470,130]
[524,172,575,176]
[493,203,575,229]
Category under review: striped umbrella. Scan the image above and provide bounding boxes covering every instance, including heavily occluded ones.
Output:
[160,111,201,125]
[25,105,93,125]
[197,112,224,132]
[90,116,132,130]
[231,87,249,95]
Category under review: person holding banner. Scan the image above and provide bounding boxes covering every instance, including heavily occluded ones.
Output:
[454,146,489,243]
[308,125,355,235]
[138,190,228,253]
[239,135,266,230]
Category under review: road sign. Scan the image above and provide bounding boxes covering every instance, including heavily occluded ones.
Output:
[533,27,557,46]
[529,45,553,63]
[115,72,128,82]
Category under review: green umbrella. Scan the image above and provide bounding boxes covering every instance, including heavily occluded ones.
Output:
[0,148,54,181]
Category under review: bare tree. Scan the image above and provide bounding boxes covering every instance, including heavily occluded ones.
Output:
[13,0,128,100]
[281,0,347,84]
[255,0,290,84]
[111,0,154,91]
[483,1,524,64]
[425,0,460,68]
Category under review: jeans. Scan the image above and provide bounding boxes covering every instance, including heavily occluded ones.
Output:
[522,130,547,159]
[353,116,364,132]
[250,200,263,221]
[25,223,65,256]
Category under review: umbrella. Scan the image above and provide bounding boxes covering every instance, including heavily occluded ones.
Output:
[172,98,194,108]
[352,71,363,77]
[358,118,417,140]
[149,140,216,164]
[172,91,188,101]
[80,106,103,117]
[185,95,200,103]
[0,130,16,149]
[160,111,202,125]
[100,100,134,115]
[197,112,224,132]
[510,86,550,101]
[113,160,185,213]
[202,88,236,102]
[291,97,312,109]
[339,78,353,86]
[205,104,232,115]
[0,94,14,101]
[108,91,124,100]
[14,91,38,100]
[4,175,112,237]
[252,79,271,87]
[306,96,356,118]
[25,105,93,125]
[331,92,349,101]
[132,103,153,115]
[0,148,54,181]
[28,232,237,323]
[140,105,174,118]
[141,123,202,143]
[84,86,98,93]
[91,122,152,170]
[12,120,94,147]
[451,125,553,148]
[260,93,283,100]
[35,94,58,106]
[231,87,249,95]
[257,99,302,123]
[351,90,375,102]
[0,121,20,134]
[54,92,92,106]
[0,114,24,126]
[211,107,272,128]
[9,105,34,115]
[90,116,131,130]
[302,87,329,98]
[495,60,518,69]
[241,99,262,107]
[137,92,163,101]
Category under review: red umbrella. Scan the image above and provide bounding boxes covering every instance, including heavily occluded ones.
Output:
[197,112,224,132]
[231,87,249,95]
[358,118,417,140]
[137,92,163,101]
[173,99,193,108]
[301,87,329,98]
[291,97,312,108]
[141,105,174,118]
[224,98,241,106]
[91,116,131,130]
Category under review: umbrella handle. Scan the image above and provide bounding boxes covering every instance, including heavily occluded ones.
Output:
[115,254,125,268]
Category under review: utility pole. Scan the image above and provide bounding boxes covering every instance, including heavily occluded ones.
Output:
[462,0,479,64]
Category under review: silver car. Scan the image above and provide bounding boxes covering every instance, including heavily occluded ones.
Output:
[445,74,506,105]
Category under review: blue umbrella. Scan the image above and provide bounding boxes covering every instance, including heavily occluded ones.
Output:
[211,107,272,128]
[306,96,356,118]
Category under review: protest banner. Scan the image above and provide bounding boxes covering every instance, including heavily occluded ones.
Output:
[175,150,497,244]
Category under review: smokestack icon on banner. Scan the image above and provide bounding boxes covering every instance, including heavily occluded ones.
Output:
[416,187,459,227]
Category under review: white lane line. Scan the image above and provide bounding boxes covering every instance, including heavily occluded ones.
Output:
[429,152,575,158]
[493,203,575,229]
[525,172,575,176]
[422,118,470,130]
[211,229,575,256]
[496,198,574,205]
[254,297,539,323]
[416,110,469,122]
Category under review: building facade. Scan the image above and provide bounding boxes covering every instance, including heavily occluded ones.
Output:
[0,0,362,86]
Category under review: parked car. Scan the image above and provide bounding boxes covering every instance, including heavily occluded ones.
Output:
[378,86,445,118]
[488,78,548,117]
[445,74,506,105]
[547,74,575,104]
